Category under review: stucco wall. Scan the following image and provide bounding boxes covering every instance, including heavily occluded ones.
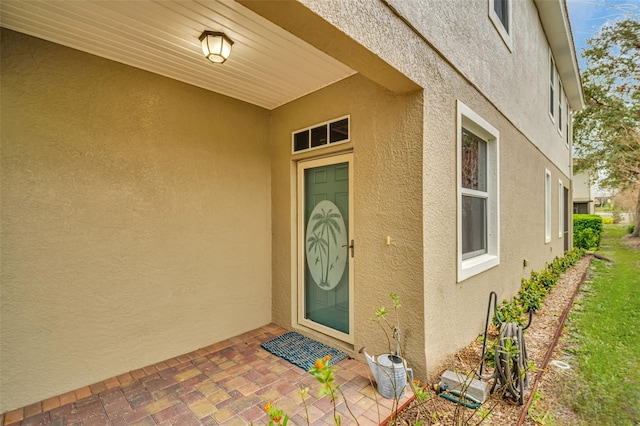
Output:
[573,171,593,202]
[0,29,271,412]
[288,0,571,376]
[270,74,427,378]
[387,0,573,178]
[422,81,570,371]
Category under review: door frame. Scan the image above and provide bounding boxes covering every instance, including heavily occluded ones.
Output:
[296,152,354,343]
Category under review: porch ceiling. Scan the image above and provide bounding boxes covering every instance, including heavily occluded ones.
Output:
[0,0,356,110]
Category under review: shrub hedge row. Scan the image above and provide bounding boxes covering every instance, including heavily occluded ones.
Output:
[494,248,586,326]
[573,214,603,249]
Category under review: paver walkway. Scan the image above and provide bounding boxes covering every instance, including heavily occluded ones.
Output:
[1,324,411,425]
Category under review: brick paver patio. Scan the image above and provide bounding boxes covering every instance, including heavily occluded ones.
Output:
[1,324,411,425]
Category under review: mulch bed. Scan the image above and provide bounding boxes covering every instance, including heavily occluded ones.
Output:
[390,255,593,425]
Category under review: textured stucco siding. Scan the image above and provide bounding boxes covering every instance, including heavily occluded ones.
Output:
[1,0,580,411]
[422,88,570,371]
[291,0,571,375]
[387,0,573,178]
[573,171,593,202]
[0,29,272,411]
[270,75,427,378]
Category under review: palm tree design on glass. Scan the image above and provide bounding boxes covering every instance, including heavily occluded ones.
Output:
[305,200,347,290]
[307,232,328,283]
[312,207,341,287]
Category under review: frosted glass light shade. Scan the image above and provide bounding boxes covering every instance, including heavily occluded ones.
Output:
[199,31,233,64]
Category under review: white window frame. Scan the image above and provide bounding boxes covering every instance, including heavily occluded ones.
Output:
[558,81,564,135]
[489,0,513,51]
[558,179,564,239]
[565,103,571,149]
[545,169,552,243]
[549,50,556,122]
[291,115,350,154]
[457,101,500,282]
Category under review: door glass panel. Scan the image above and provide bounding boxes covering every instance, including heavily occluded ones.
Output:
[303,162,349,334]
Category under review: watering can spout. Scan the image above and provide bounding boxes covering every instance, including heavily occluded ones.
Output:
[359,347,380,383]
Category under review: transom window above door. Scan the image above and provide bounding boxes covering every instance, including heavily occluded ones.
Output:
[292,116,350,153]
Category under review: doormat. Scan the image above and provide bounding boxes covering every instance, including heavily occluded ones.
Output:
[261,331,348,371]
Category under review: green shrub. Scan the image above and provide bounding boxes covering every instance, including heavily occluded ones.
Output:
[573,214,602,233]
[565,248,586,264]
[517,278,545,312]
[573,214,603,249]
[493,248,585,326]
[494,299,526,326]
[538,269,559,290]
[628,224,635,234]
[603,217,613,224]
[574,228,599,249]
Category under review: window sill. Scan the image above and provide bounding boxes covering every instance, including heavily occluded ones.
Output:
[458,254,499,282]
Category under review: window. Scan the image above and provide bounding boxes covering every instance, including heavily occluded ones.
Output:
[457,101,500,282]
[545,169,552,243]
[574,202,589,214]
[493,0,509,32]
[558,180,563,238]
[489,0,513,50]
[558,81,563,133]
[549,52,556,120]
[565,104,570,147]
[292,116,350,153]
[462,130,488,259]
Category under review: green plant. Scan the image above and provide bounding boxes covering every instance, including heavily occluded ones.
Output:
[493,248,585,326]
[628,223,635,234]
[494,299,526,326]
[602,216,613,224]
[574,227,599,249]
[527,390,557,425]
[573,214,603,249]
[264,402,289,426]
[308,355,343,425]
[517,278,545,312]
[566,225,640,425]
[564,248,586,264]
[536,269,559,291]
[373,293,403,356]
[263,355,361,426]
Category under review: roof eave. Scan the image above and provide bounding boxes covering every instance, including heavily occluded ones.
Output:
[534,0,585,111]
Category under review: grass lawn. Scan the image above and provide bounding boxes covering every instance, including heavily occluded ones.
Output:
[568,224,640,425]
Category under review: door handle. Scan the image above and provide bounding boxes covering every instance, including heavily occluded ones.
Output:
[342,239,354,258]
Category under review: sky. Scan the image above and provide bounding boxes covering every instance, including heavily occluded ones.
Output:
[566,0,640,71]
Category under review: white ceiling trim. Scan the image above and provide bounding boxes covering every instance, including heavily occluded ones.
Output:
[0,0,356,110]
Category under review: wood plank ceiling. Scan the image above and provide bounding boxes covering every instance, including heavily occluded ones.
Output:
[0,0,356,110]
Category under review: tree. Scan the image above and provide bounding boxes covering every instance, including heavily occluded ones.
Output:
[573,17,640,237]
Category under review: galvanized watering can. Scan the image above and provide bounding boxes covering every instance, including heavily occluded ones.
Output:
[360,347,413,399]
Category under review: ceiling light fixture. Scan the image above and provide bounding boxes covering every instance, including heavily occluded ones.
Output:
[199,31,234,64]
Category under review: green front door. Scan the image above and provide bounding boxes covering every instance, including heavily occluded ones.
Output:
[298,154,353,340]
